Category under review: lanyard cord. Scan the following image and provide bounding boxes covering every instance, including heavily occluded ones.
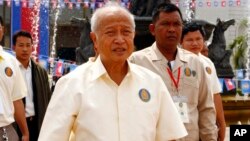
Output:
[167,67,181,92]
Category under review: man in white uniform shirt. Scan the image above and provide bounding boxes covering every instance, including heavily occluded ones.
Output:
[38,2,187,141]
[181,21,226,141]
[130,2,217,140]
[0,16,29,141]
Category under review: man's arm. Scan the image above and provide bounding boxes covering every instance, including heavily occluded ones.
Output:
[214,93,226,141]
[13,99,29,141]
[198,62,218,140]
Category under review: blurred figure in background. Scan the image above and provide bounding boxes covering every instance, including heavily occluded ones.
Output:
[181,21,226,141]
[0,16,29,141]
[13,30,51,141]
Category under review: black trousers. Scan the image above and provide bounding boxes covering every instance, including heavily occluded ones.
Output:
[14,116,39,141]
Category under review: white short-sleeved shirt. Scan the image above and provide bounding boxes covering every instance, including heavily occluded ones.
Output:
[129,42,217,140]
[199,54,222,94]
[0,46,27,127]
[38,56,187,141]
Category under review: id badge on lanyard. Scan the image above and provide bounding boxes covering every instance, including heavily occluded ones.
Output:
[167,66,189,123]
[172,95,189,123]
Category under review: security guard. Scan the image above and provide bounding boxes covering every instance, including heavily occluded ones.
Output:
[130,2,217,141]
[181,21,226,141]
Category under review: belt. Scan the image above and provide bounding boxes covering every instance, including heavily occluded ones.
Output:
[0,124,12,130]
[26,116,35,121]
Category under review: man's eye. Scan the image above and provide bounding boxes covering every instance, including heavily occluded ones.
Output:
[123,30,132,35]
[174,22,182,27]
[105,31,115,36]
[161,22,170,26]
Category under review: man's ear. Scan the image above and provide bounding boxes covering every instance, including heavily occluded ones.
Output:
[90,32,96,44]
[149,24,155,36]
[90,32,98,51]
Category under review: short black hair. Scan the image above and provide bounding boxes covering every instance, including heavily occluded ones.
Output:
[152,2,183,23]
[13,30,33,45]
[181,21,206,41]
[0,16,3,26]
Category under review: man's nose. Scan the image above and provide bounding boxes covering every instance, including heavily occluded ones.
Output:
[114,33,125,43]
[22,46,29,51]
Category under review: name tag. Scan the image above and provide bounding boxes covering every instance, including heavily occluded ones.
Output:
[172,95,189,123]
[174,102,189,123]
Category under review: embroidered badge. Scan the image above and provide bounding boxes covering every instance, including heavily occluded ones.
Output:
[184,67,191,77]
[192,70,196,77]
[206,67,212,74]
[139,88,150,102]
[5,67,13,77]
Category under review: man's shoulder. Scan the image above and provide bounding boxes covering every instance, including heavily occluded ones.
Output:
[130,46,154,61]
[199,55,214,66]
[130,63,162,80]
[179,48,202,63]
[1,51,20,67]
[32,60,47,71]
[134,47,152,55]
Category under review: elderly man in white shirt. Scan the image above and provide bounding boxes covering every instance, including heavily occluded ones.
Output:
[38,2,187,141]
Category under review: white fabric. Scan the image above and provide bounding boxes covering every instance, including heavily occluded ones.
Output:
[0,46,27,127]
[199,54,222,94]
[19,60,35,117]
[129,43,218,140]
[39,56,187,141]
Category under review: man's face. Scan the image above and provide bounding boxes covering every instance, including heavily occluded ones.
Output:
[91,12,135,64]
[181,30,204,55]
[150,11,183,49]
[14,36,33,62]
[0,23,4,42]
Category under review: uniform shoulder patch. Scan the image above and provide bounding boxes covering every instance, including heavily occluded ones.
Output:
[139,88,151,102]
[205,67,212,74]
[184,67,191,77]
[5,67,13,77]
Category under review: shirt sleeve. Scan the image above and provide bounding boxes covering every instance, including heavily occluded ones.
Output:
[38,76,80,141]
[198,60,218,140]
[211,64,222,94]
[156,78,187,141]
[12,58,27,101]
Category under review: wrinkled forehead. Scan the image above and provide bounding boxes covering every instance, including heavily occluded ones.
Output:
[99,12,133,29]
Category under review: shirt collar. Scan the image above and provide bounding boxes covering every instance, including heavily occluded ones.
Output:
[19,59,32,69]
[90,56,132,81]
[151,42,185,62]
[151,42,165,61]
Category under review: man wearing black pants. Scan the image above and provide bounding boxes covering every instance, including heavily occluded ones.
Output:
[13,30,51,141]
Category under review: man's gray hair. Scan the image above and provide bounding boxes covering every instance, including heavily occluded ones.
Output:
[90,1,135,32]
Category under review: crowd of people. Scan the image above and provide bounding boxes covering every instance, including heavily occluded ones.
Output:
[0,1,225,141]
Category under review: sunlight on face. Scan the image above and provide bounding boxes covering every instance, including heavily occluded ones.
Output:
[93,11,135,64]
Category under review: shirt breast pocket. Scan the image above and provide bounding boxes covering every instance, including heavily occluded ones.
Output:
[181,77,199,89]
